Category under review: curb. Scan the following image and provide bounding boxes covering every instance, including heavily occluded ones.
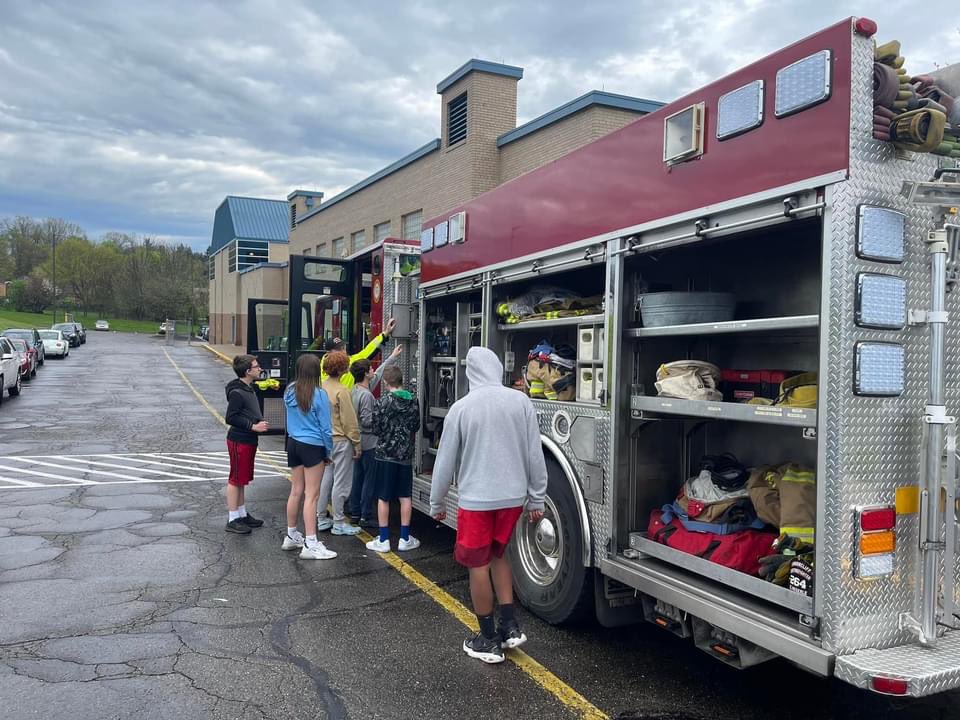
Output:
[201,344,232,365]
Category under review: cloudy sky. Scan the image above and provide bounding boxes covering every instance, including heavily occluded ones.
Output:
[0,1,957,251]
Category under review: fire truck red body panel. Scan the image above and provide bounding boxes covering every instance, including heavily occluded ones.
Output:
[421,19,853,283]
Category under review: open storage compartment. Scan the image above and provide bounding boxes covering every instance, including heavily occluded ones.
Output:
[619,220,821,614]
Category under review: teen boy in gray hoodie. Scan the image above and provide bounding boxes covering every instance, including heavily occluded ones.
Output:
[431,346,548,664]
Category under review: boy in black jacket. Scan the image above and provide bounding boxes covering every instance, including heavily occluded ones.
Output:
[365,365,420,553]
[224,355,269,534]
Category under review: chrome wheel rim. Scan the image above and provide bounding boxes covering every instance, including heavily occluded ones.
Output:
[515,495,563,586]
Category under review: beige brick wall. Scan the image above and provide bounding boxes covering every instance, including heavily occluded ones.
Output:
[500,106,642,183]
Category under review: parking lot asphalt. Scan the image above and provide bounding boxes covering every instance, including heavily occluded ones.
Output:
[1,331,959,720]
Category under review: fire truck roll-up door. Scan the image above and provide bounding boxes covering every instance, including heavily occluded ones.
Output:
[245,255,357,434]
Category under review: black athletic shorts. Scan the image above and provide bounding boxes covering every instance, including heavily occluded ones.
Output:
[375,459,413,501]
[286,437,328,469]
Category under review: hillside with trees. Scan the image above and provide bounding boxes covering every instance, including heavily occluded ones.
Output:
[0,216,208,323]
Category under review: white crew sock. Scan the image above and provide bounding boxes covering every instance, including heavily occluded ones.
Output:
[229,510,241,522]
[238,505,247,517]
[306,534,318,547]
[288,527,299,537]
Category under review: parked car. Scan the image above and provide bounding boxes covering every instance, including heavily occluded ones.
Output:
[8,338,35,380]
[74,322,87,344]
[198,324,209,341]
[158,321,168,335]
[51,322,81,347]
[95,319,110,331]
[0,336,22,403]
[39,330,70,358]
[1,328,45,367]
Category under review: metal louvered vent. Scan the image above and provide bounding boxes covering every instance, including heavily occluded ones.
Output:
[448,92,467,145]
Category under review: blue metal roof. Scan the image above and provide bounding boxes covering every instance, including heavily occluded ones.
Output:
[497,90,665,147]
[437,59,524,94]
[296,139,441,224]
[209,196,289,255]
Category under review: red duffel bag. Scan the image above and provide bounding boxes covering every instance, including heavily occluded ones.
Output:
[647,508,777,576]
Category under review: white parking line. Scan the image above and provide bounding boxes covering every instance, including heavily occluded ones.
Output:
[0,451,289,490]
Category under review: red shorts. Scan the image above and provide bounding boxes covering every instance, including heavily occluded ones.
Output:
[454,506,524,568]
[227,439,257,487]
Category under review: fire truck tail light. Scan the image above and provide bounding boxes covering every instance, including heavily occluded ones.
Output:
[775,50,832,118]
[853,342,905,397]
[859,531,895,555]
[854,18,878,37]
[860,506,896,531]
[857,553,894,578]
[871,676,909,695]
[856,205,905,263]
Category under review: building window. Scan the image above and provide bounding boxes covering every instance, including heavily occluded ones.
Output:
[332,237,345,258]
[208,255,216,280]
[228,243,237,273]
[374,221,391,244]
[303,247,312,255]
[448,92,467,145]
[351,229,366,252]
[290,204,297,229]
[402,210,422,241]
[316,243,326,256]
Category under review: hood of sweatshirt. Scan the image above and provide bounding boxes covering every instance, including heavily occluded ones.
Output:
[225,378,251,400]
[465,347,503,390]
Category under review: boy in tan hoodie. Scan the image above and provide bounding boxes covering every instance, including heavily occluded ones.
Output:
[317,351,362,535]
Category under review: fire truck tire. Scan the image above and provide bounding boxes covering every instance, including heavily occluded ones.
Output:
[508,457,593,624]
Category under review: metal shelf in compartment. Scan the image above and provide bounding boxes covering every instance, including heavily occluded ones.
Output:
[627,532,813,615]
[623,314,819,338]
[497,313,605,331]
[630,395,816,428]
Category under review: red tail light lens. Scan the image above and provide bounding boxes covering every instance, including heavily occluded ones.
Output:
[860,507,896,531]
[871,676,908,695]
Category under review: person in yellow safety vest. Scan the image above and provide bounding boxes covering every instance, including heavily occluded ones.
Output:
[319,317,397,389]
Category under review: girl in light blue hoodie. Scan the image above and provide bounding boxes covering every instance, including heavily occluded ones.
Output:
[283,353,337,560]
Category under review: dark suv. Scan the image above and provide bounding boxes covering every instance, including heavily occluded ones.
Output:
[52,322,81,348]
[1,328,45,367]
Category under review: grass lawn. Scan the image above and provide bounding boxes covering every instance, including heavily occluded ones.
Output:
[0,309,160,334]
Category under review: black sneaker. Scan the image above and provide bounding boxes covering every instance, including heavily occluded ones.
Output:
[359,517,378,529]
[498,620,527,649]
[238,513,264,528]
[462,632,505,664]
[225,519,252,534]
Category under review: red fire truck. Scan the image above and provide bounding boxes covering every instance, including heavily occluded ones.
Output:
[247,18,960,695]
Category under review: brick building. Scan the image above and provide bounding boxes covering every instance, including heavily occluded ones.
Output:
[208,59,662,347]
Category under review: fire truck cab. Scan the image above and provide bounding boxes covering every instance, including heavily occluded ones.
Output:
[249,17,960,696]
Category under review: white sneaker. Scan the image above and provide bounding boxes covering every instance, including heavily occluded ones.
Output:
[332,522,361,536]
[300,542,337,560]
[365,537,390,553]
[316,515,333,532]
[397,536,421,552]
[281,531,305,550]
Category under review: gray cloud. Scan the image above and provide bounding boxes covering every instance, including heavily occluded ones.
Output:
[0,1,957,250]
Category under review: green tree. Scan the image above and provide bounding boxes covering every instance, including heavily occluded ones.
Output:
[1,217,47,278]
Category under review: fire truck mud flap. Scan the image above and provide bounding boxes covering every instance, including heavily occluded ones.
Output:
[835,632,960,697]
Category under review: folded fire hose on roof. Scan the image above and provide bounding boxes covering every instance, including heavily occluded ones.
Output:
[655,360,722,402]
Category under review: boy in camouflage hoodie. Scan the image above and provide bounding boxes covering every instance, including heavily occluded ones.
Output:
[365,365,421,553]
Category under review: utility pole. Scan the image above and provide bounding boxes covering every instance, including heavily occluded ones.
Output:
[51,236,57,324]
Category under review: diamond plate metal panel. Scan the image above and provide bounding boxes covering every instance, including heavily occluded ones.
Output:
[819,30,955,659]
[534,400,611,565]
[835,631,960,696]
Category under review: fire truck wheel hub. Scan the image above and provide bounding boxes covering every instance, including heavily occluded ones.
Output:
[516,496,563,586]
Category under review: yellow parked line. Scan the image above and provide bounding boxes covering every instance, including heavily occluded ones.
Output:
[179,344,608,719]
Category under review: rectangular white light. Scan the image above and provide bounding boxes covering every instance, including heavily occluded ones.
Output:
[857,205,905,263]
[854,342,905,396]
[856,273,906,329]
[775,50,831,117]
[855,553,894,579]
[420,227,434,252]
[434,220,449,248]
[449,211,466,244]
[663,103,704,164]
[717,80,764,139]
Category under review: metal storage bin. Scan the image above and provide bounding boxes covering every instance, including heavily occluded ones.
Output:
[638,291,736,327]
